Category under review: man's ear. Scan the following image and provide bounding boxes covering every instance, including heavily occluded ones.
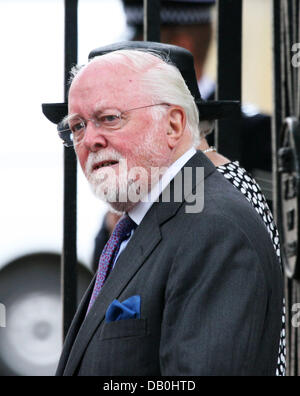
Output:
[166,106,186,149]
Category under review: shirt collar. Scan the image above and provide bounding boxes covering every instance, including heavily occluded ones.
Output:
[128,147,197,225]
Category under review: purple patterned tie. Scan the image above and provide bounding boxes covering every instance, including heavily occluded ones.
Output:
[87,215,136,313]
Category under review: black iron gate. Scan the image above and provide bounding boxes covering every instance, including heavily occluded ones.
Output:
[273,0,300,376]
[42,0,300,376]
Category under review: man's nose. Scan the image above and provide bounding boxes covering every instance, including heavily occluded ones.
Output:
[82,120,107,151]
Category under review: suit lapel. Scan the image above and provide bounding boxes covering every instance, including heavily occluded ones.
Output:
[62,206,162,375]
[62,150,216,375]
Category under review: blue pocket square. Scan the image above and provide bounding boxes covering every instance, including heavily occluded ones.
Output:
[105,295,141,323]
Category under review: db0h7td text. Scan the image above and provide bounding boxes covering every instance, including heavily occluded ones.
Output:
[147,381,196,391]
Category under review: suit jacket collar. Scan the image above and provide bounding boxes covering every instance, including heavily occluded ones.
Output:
[58,150,216,376]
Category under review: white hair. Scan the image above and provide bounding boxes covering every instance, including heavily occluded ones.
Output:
[70,49,207,146]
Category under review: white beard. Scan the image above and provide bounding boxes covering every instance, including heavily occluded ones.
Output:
[85,150,153,212]
[83,123,172,212]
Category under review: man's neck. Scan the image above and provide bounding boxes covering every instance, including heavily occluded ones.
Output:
[128,146,197,225]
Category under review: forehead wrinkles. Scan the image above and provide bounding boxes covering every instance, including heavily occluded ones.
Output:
[69,60,147,113]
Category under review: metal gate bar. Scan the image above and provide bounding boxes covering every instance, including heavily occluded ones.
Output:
[272,0,287,375]
[62,0,78,341]
[216,0,243,161]
[272,0,300,376]
[143,0,161,41]
[272,0,283,225]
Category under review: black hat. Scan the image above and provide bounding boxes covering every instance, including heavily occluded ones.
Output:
[123,0,215,27]
[42,41,239,125]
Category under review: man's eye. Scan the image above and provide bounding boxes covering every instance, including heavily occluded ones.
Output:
[70,121,85,133]
[100,114,120,125]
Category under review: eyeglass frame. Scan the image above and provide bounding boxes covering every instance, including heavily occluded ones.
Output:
[57,103,170,148]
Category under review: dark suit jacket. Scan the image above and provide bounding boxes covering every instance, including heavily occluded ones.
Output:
[56,151,283,376]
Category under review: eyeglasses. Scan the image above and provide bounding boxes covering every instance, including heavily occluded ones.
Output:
[58,103,170,147]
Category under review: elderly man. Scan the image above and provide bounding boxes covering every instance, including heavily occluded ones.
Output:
[55,42,283,376]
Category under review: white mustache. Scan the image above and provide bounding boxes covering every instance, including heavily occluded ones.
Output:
[85,149,124,176]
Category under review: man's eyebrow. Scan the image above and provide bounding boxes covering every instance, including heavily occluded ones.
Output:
[61,101,112,126]
[94,99,112,112]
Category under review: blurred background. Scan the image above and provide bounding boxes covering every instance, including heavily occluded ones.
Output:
[0,0,273,375]
[205,0,272,113]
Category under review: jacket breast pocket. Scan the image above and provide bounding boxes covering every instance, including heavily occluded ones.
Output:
[99,318,147,341]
